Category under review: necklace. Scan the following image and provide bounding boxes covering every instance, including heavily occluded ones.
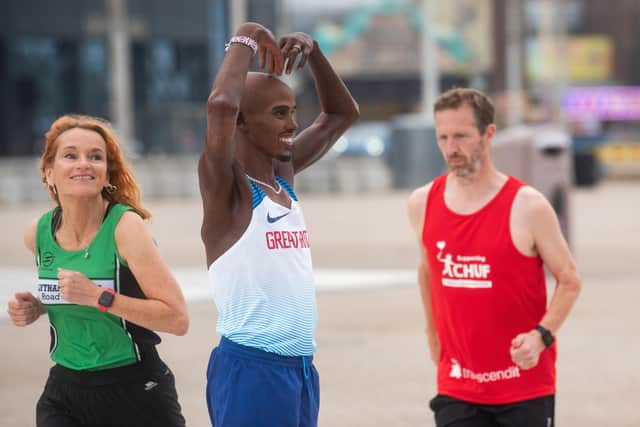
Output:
[53,204,108,260]
[246,174,282,194]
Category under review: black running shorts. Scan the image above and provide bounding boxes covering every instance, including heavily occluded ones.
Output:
[36,348,185,427]
[430,393,555,427]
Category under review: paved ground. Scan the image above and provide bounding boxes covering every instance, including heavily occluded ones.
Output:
[1,180,639,426]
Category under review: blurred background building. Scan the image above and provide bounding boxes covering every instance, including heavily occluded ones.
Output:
[0,0,280,157]
[1,0,639,205]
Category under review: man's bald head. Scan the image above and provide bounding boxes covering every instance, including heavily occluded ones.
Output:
[240,72,294,115]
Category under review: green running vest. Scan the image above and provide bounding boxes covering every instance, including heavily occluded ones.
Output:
[35,203,157,371]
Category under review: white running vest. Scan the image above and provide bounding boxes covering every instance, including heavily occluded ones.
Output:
[208,177,317,356]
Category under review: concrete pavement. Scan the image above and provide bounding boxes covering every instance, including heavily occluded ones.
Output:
[1,181,639,426]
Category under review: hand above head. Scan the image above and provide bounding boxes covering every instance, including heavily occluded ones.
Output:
[278,32,315,74]
[57,268,102,307]
[7,292,45,326]
[235,22,284,75]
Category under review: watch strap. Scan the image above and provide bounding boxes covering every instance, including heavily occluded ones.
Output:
[535,324,555,348]
[97,288,116,312]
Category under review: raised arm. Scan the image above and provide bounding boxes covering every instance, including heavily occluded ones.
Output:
[199,22,284,208]
[276,33,359,178]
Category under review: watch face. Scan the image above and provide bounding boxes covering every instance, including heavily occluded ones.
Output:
[98,290,115,308]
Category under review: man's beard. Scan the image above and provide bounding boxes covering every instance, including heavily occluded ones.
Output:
[276,153,292,162]
[447,143,484,178]
[447,155,476,177]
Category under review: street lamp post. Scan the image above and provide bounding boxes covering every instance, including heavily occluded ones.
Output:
[107,0,134,151]
[421,0,439,121]
[506,0,523,126]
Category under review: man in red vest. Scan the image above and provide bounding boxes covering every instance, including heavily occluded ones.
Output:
[407,88,581,426]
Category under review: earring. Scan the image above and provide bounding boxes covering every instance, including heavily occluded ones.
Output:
[104,183,117,194]
[48,184,58,196]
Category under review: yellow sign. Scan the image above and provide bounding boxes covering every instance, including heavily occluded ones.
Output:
[596,142,640,163]
[527,35,613,83]
[568,37,613,82]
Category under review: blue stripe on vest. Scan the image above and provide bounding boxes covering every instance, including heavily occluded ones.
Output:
[276,176,298,201]
[250,180,266,209]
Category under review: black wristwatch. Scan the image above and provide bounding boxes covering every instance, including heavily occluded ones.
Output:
[97,288,116,313]
[535,324,555,348]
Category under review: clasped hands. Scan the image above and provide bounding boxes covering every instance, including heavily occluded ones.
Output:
[240,23,314,75]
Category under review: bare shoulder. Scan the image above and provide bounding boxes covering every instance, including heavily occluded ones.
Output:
[114,211,149,246]
[407,182,434,232]
[408,182,433,212]
[24,217,39,254]
[513,185,554,219]
[116,210,146,228]
[114,211,154,264]
[512,185,561,250]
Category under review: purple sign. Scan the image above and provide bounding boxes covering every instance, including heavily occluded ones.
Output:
[563,87,640,121]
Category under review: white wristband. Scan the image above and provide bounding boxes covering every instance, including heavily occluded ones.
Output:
[225,36,258,55]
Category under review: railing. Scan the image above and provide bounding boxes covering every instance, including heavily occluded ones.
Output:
[0,155,393,207]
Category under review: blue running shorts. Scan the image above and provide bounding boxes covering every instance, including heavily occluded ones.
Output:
[206,337,319,427]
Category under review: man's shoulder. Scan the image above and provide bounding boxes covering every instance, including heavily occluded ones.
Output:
[514,185,550,211]
[408,180,436,208]
[512,184,556,230]
[408,181,436,232]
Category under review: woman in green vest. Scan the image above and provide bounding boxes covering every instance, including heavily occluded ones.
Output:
[7,114,189,427]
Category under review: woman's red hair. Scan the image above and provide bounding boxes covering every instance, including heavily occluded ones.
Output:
[39,114,151,219]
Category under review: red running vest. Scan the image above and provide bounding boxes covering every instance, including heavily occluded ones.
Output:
[423,175,556,404]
